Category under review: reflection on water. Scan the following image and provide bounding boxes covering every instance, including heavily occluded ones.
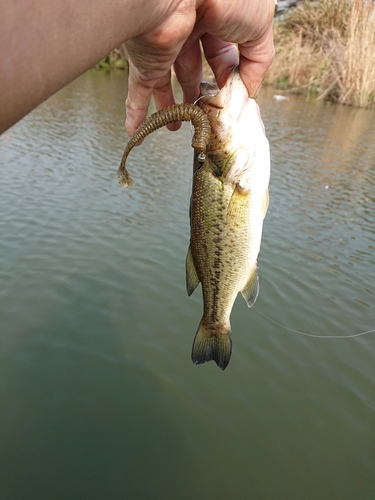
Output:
[0,71,375,500]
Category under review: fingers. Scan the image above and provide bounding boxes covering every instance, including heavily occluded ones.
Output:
[125,61,155,137]
[152,71,181,131]
[124,2,196,136]
[124,0,275,137]
[125,62,179,136]
[174,38,204,104]
[124,40,180,136]
[201,34,239,89]
[238,21,275,97]
[198,0,275,97]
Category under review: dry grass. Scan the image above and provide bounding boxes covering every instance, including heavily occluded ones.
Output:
[268,0,375,107]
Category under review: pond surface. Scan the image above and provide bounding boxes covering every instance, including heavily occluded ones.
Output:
[1,71,375,500]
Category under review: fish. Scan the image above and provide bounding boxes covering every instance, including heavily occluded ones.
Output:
[186,68,270,370]
[117,66,270,371]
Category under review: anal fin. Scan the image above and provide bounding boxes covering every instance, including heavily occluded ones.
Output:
[186,246,200,296]
[241,264,259,308]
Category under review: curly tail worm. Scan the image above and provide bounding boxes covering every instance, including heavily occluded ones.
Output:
[117,103,211,188]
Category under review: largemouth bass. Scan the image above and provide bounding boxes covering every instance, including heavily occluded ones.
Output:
[117,66,270,371]
[187,68,270,370]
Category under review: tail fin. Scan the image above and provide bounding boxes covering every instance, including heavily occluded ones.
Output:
[191,321,232,371]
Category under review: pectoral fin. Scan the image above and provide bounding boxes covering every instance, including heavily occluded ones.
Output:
[241,264,259,308]
[186,246,200,296]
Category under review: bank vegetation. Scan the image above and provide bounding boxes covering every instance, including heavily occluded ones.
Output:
[267,0,375,107]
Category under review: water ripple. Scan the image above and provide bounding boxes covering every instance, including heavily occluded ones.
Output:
[1,73,375,499]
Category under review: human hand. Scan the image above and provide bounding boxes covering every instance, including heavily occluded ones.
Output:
[124,0,275,136]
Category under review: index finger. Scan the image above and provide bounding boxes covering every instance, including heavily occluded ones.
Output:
[125,60,155,137]
[200,34,240,89]
[238,26,275,98]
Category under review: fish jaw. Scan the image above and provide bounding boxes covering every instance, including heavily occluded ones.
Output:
[199,68,270,192]
[199,67,248,122]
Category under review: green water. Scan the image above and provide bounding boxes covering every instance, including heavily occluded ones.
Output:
[1,71,375,499]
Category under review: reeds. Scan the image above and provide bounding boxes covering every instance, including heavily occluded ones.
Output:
[268,0,375,107]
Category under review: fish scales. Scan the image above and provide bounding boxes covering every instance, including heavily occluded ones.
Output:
[190,162,250,326]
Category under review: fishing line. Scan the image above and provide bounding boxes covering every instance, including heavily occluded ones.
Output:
[193,95,208,106]
[193,91,218,106]
[253,307,375,339]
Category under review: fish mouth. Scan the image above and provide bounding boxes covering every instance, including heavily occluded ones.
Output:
[199,66,249,124]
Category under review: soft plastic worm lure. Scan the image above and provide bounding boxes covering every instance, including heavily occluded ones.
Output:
[117,103,211,188]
